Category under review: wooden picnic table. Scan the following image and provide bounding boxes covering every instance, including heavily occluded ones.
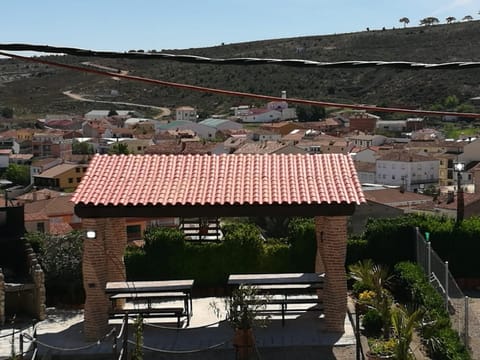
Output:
[105,280,194,327]
[227,273,325,326]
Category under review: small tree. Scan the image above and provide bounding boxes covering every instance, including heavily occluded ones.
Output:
[4,163,30,186]
[108,142,129,155]
[446,16,456,24]
[462,15,473,21]
[24,231,84,304]
[72,141,94,155]
[399,17,410,27]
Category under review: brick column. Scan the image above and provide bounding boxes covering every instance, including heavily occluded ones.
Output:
[105,218,127,283]
[83,218,109,341]
[314,216,326,300]
[83,218,127,341]
[318,216,348,332]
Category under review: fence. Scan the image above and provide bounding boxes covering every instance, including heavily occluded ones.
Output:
[415,227,480,358]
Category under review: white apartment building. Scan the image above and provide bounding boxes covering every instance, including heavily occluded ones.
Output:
[376,151,439,192]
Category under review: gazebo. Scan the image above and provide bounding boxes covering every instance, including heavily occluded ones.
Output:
[72,153,365,340]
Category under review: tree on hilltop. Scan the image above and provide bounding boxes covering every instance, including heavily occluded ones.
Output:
[462,15,473,21]
[399,17,410,27]
[446,16,456,24]
[420,17,439,26]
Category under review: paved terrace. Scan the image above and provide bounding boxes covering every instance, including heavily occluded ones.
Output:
[1,297,356,360]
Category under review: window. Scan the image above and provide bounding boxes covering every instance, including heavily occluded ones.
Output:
[68,178,73,183]
[76,168,80,173]
[76,177,81,182]
[37,222,45,233]
[126,225,142,241]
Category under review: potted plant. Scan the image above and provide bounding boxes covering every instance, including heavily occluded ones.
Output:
[391,304,424,360]
[367,337,396,359]
[212,284,269,360]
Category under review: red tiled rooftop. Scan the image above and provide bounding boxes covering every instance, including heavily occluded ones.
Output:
[72,154,365,207]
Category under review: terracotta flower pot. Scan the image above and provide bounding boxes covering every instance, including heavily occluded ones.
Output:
[233,328,255,360]
[366,351,394,360]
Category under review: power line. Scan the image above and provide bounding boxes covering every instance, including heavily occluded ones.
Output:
[1,50,479,119]
[1,43,480,69]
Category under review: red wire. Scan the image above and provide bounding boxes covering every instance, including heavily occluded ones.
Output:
[1,51,479,119]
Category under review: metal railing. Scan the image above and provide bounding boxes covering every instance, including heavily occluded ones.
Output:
[415,227,480,358]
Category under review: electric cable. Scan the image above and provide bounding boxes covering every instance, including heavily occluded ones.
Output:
[1,43,480,69]
[1,51,479,119]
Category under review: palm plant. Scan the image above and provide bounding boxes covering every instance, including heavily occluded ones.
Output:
[349,259,393,338]
[391,305,424,360]
[348,259,391,295]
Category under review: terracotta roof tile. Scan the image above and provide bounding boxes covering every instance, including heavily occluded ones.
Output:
[72,154,365,207]
[49,222,73,235]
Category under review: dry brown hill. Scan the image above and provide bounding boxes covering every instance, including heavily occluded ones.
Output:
[1,20,479,119]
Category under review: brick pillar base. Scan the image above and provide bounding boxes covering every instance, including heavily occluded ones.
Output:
[319,216,347,333]
[82,218,127,341]
[82,218,109,341]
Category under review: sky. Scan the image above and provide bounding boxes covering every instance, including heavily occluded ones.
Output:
[1,0,479,54]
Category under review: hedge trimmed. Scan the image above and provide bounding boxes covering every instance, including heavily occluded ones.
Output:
[392,261,470,360]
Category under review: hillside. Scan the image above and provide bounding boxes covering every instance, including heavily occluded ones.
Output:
[1,21,480,119]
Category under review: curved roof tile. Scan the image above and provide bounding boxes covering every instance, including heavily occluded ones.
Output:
[72,153,365,207]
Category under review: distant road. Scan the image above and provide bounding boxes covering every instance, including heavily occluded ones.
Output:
[63,90,171,118]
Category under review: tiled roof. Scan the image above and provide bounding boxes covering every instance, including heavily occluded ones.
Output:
[377,150,434,162]
[25,194,74,217]
[49,222,73,235]
[35,164,80,178]
[72,154,365,206]
[364,189,432,204]
[234,141,288,154]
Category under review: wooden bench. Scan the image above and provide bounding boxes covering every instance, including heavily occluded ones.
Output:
[228,273,325,326]
[246,296,324,326]
[110,291,189,310]
[106,280,194,327]
[109,307,185,328]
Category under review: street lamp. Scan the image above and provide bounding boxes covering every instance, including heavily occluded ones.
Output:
[454,162,465,223]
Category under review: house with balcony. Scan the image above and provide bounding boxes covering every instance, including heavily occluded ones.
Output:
[348,134,386,148]
[33,163,89,191]
[375,150,440,192]
[32,131,73,159]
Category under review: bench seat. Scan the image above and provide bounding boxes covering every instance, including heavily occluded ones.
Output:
[109,306,186,327]
[245,297,323,326]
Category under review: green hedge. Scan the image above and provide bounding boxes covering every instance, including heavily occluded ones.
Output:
[355,214,480,278]
[392,262,470,360]
[126,220,313,288]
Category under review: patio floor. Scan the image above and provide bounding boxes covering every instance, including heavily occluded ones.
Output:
[1,296,357,360]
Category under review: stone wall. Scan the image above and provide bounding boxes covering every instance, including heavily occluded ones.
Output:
[25,243,46,321]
